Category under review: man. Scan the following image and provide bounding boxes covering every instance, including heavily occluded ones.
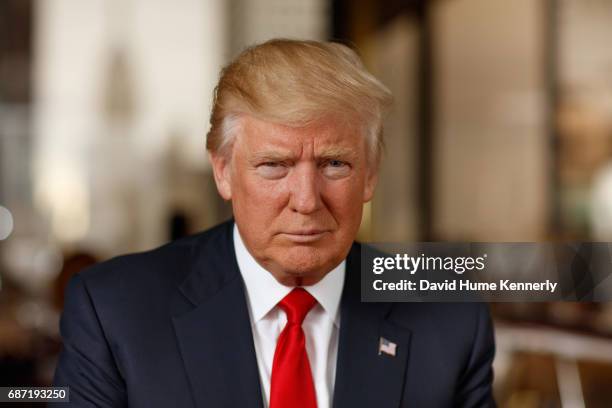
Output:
[53,39,495,407]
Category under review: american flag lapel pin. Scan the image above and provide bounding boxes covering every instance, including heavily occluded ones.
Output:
[378,337,397,357]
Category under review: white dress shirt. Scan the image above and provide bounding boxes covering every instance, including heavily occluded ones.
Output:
[233,224,345,408]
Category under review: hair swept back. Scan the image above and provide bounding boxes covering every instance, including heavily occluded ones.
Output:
[206,39,392,165]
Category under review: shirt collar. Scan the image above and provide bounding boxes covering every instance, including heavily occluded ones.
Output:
[233,223,345,327]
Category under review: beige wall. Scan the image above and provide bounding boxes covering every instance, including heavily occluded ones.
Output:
[368,16,421,242]
[432,0,548,240]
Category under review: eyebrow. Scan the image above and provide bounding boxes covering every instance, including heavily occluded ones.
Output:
[316,146,358,160]
[249,151,294,163]
[249,147,358,163]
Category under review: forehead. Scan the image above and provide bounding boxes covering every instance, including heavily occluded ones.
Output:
[235,115,364,154]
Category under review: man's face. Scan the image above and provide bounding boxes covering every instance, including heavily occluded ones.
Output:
[210,115,378,286]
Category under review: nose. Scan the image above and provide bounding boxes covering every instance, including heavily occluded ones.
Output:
[288,163,322,214]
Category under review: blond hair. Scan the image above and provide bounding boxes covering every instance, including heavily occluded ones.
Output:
[206,39,392,165]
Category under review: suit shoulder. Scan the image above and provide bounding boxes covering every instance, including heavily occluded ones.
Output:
[390,302,491,344]
[391,301,489,323]
[77,220,234,295]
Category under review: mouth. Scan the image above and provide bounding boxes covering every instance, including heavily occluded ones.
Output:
[279,230,330,243]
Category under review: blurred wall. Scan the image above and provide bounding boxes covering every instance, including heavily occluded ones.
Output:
[228,0,329,55]
[33,0,226,256]
[432,0,548,241]
[368,15,421,242]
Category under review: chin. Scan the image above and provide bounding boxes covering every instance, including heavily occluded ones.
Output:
[274,246,339,277]
[280,258,324,277]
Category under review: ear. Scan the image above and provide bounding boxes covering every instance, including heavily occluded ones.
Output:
[209,151,232,200]
[363,166,379,203]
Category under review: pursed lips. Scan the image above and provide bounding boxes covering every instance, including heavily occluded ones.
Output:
[285,228,327,234]
[278,229,331,243]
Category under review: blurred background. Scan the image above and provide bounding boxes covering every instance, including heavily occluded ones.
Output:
[1,0,612,406]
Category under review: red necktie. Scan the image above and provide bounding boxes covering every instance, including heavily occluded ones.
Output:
[270,288,318,408]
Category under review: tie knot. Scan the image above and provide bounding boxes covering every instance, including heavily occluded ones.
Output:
[279,288,317,325]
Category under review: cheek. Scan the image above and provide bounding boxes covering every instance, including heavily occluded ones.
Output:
[233,173,288,213]
[322,179,366,218]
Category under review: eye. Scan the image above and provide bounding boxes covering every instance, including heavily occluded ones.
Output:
[321,160,351,178]
[256,162,289,179]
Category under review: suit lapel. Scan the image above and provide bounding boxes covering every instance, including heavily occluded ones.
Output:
[172,222,263,408]
[171,225,410,407]
[333,244,412,408]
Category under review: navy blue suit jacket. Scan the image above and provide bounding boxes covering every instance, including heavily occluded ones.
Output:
[52,221,496,407]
